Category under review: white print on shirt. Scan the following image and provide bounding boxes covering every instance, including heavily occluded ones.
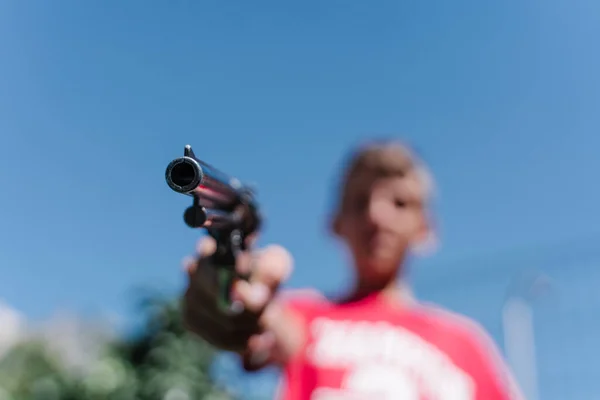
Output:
[307,318,475,400]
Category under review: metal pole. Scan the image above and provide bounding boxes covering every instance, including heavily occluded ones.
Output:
[502,273,553,400]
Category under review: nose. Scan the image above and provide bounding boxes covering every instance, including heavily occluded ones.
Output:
[367,199,390,227]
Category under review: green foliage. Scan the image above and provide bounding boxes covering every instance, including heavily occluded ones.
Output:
[0,340,73,400]
[0,293,231,400]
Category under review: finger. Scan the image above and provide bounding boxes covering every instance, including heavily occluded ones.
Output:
[244,232,260,248]
[196,236,217,258]
[234,248,269,278]
[231,245,292,314]
[233,244,292,297]
[235,251,254,277]
[249,245,293,290]
[248,330,276,354]
[182,255,198,275]
[232,280,271,313]
[242,331,276,371]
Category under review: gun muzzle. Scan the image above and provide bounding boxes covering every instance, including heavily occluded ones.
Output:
[165,156,204,194]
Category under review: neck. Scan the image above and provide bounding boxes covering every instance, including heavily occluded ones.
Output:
[346,277,414,305]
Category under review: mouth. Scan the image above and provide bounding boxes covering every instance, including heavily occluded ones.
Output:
[364,234,397,257]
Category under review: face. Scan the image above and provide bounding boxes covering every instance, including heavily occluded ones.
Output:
[334,172,429,285]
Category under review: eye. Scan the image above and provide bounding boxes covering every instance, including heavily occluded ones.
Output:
[394,198,407,208]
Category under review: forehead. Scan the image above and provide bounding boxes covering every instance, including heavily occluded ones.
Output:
[344,171,426,203]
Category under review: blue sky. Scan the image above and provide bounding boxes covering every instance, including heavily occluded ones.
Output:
[1,0,599,397]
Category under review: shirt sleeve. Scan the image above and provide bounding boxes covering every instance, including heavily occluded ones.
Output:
[467,323,526,400]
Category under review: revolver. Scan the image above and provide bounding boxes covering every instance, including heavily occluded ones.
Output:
[165,145,261,312]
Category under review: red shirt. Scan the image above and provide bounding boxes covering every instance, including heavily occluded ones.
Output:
[276,292,523,400]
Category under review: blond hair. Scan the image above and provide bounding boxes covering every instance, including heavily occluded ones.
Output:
[337,139,435,207]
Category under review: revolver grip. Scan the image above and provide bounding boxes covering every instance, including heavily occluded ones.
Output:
[209,229,246,313]
[215,267,237,312]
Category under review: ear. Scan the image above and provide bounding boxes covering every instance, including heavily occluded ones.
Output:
[411,214,438,256]
[330,213,342,237]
